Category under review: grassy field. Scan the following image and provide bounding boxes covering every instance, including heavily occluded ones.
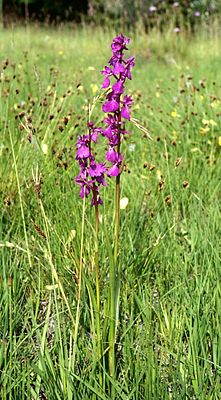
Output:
[0,24,221,399]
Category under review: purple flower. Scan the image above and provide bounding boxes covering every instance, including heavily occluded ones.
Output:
[113,61,125,75]
[121,95,133,120]
[122,95,133,107]
[102,99,119,113]
[101,66,113,89]
[76,136,90,159]
[108,164,120,177]
[88,161,107,178]
[111,35,130,53]
[92,126,103,142]
[106,147,117,162]
[102,77,110,89]
[75,175,93,198]
[102,114,118,143]
[121,106,130,120]
[106,148,122,163]
[112,80,124,94]
[91,193,103,206]
[194,11,201,17]
[124,57,135,80]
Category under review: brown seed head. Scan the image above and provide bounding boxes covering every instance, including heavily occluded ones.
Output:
[183,180,189,188]
[165,195,171,206]
[149,164,155,171]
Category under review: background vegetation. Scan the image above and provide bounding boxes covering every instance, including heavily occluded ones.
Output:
[2,0,221,25]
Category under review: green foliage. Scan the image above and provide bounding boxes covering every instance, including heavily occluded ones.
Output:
[3,0,221,25]
[87,0,221,30]
[0,24,221,398]
[16,0,35,4]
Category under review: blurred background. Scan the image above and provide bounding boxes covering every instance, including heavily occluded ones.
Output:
[1,0,221,28]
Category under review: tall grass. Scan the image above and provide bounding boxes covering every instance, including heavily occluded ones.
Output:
[0,23,221,399]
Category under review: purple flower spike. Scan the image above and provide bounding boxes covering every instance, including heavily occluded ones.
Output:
[100,35,135,175]
[75,125,107,205]
[75,34,135,206]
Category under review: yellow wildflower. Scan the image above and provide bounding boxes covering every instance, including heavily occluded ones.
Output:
[211,100,220,108]
[172,130,178,138]
[171,111,180,118]
[90,84,98,95]
[209,119,217,127]
[200,127,210,135]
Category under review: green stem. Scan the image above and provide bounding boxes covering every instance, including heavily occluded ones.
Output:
[88,122,102,384]
[72,196,86,370]
[114,173,120,264]
[115,111,122,265]
[94,197,100,310]
[92,191,102,386]
[109,111,121,381]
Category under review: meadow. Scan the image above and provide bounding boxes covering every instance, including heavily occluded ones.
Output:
[0,24,221,399]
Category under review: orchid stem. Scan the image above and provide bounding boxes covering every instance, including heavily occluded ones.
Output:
[114,173,120,265]
[93,192,102,387]
[109,113,121,384]
[72,196,85,370]
[94,200,100,310]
